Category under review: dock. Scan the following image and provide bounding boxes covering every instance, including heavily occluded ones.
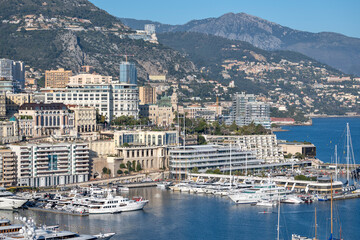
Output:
[333,192,360,201]
[126,182,157,188]
[28,207,89,217]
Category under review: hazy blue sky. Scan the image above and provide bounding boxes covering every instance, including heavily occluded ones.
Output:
[89,0,360,38]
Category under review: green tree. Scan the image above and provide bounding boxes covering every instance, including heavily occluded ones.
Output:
[126,161,132,171]
[191,167,199,173]
[136,162,142,172]
[132,161,136,171]
[294,152,305,159]
[120,163,126,169]
[117,169,123,175]
[102,167,108,175]
[198,135,207,145]
[213,168,222,174]
[229,121,238,132]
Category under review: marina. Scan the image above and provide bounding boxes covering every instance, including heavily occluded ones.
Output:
[2,187,359,240]
[0,118,359,240]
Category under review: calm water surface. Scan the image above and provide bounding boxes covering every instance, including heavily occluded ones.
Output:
[275,117,360,163]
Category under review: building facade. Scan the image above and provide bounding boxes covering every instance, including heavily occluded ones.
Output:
[139,86,156,105]
[148,105,174,126]
[0,59,13,80]
[9,143,90,187]
[119,62,137,85]
[204,134,284,163]
[279,142,316,158]
[0,120,19,144]
[5,93,34,116]
[0,79,13,94]
[68,105,97,133]
[169,145,261,178]
[18,103,74,138]
[115,145,168,171]
[227,92,271,128]
[114,130,178,147]
[0,93,5,117]
[68,73,112,85]
[44,83,139,121]
[45,68,72,88]
[0,148,17,187]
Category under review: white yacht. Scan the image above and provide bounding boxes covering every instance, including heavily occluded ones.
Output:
[0,187,28,210]
[0,217,115,239]
[228,183,288,204]
[281,195,304,204]
[88,194,149,214]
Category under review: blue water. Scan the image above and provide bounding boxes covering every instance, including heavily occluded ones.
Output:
[5,187,359,240]
[275,117,360,163]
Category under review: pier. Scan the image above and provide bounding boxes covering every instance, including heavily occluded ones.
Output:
[28,207,89,217]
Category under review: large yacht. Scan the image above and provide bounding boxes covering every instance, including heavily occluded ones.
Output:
[0,187,28,210]
[228,183,288,204]
[0,217,115,239]
[88,194,149,214]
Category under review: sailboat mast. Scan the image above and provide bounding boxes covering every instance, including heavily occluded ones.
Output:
[331,175,333,238]
[230,143,232,188]
[277,200,280,240]
[245,152,248,176]
[315,207,317,240]
[346,123,350,186]
[335,145,338,182]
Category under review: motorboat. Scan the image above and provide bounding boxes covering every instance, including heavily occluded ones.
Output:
[228,183,288,204]
[0,187,28,210]
[281,195,304,204]
[88,193,149,214]
[0,217,115,239]
[117,185,130,192]
[256,200,277,207]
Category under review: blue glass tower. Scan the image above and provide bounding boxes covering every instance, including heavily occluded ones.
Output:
[119,62,137,85]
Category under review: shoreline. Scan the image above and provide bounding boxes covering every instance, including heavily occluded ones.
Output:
[308,115,360,118]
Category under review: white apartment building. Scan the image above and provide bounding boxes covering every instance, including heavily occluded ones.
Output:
[68,73,112,85]
[44,83,138,121]
[203,134,284,163]
[169,145,261,178]
[9,143,90,187]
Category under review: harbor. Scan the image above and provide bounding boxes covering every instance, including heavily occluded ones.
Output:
[3,187,359,240]
[0,118,359,240]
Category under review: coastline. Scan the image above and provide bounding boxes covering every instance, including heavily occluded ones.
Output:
[307,115,360,118]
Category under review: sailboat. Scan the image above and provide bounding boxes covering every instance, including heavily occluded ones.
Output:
[292,176,343,240]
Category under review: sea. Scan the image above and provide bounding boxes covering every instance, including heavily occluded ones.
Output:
[1,117,360,240]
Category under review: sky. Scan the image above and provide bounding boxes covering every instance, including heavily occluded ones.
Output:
[89,0,360,38]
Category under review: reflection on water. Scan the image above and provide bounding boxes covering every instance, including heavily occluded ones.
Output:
[0,187,359,240]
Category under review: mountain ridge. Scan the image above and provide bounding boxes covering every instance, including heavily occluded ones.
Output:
[120,12,360,76]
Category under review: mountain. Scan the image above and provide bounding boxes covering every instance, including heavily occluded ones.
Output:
[0,0,196,80]
[158,31,359,116]
[120,13,360,76]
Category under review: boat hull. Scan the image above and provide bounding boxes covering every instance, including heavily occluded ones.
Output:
[0,197,28,210]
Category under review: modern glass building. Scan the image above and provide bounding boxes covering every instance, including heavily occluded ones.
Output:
[120,61,137,85]
[0,59,25,92]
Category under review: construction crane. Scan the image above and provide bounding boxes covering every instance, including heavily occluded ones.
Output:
[121,54,134,62]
